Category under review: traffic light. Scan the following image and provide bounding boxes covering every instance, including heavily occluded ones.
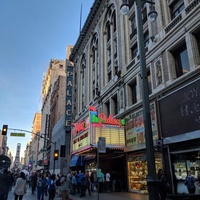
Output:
[54,150,59,160]
[2,125,8,135]
[60,145,66,157]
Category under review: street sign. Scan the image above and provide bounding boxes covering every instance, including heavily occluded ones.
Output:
[10,132,25,137]
[98,137,106,153]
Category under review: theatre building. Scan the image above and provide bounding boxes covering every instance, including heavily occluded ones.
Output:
[69,106,126,188]
[69,0,200,195]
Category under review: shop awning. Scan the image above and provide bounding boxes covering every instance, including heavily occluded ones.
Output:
[69,155,84,167]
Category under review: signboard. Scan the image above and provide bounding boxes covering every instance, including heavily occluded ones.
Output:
[158,78,200,137]
[125,103,158,147]
[65,66,73,132]
[98,137,106,153]
[10,133,25,137]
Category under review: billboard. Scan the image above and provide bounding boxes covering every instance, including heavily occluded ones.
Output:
[158,78,200,137]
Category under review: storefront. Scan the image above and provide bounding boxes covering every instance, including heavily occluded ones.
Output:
[70,106,126,175]
[167,140,200,194]
[125,102,161,193]
[158,78,200,194]
[127,152,162,193]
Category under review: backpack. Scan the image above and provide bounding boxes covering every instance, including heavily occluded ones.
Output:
[48,180,55,191]
[81,177,89,187]
[37,180,42,187]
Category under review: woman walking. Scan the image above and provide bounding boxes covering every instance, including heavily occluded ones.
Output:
[13,172,26,200]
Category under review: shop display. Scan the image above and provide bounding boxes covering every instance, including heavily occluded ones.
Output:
[173,162,187,180]
[173,160,200,180]
[128,158,162,193]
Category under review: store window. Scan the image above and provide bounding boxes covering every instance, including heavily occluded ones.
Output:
[128,152,162,193]
[171,151,200,194]
[172,151,200,180]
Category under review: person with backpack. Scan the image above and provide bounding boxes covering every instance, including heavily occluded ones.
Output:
[37,174,48,200]
[48,174,56,200]
[55,174,61,197]
[60,175,70,200]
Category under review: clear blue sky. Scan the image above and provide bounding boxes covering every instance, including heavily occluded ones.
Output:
[0,0,94,158]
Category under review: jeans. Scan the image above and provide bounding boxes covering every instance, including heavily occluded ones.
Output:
[14,194,23,200]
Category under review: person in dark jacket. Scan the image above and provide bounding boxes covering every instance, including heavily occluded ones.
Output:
[157,169,171,200]
[0,168,11,200]
[185,171,196,194]
[48,174,56,200]
[30,173,38,194]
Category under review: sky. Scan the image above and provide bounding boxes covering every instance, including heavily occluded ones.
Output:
[0,0,94,158]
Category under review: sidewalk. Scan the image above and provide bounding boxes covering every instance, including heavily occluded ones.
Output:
[67,191,149,200]
[8,186,149,200]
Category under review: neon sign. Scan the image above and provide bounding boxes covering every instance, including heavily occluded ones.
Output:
[72,107,125,135]
[91,113,125,126]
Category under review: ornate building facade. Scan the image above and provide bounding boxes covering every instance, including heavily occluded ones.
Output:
[69,0,200,194]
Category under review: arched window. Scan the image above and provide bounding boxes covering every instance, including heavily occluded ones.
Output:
[80,55,86,109]
[90,33,99,99]
[102,4,118,85]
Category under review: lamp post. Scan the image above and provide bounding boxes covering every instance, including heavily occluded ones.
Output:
[121,1,160,200]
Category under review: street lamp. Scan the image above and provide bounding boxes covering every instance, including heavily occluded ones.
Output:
[120,1,160,200]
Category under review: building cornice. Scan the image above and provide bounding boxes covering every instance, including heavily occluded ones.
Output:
[69,0,106,62]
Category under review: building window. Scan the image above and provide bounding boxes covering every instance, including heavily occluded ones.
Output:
[107,46,111,66]
[147,69,152,94]
[105,101,110,117]
[194,29,200,55]
[108,71,112,82]
[170,0,185,20]
[92,47,95,63]
[142,3,147,24]
[128,80,137,106]
[144,31,149,47]
[172,43,190,77]
[106,23,111,42]
[129,0,134,8]
[112,11,116,32]
[130,15,137,39]
[114,38,117,58]
[131,44,138,60]
[112,95,118,115]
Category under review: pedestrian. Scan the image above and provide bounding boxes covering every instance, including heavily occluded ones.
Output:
[30,172,37,194]
[80,172,87,198]
[8,171,14,191]
[157,169,171,200]
[77,170,83,194]
[105,171,111,192]
[98,171,105,193]
[55,174,61,197]
[13,171,26,200]
[71,172,77,195]
[185,171,196,194]
[60,175,70,200]
[37,174,48,200]
[0,168,11,200]
[85,170,91,196]
[48,174,56,200]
